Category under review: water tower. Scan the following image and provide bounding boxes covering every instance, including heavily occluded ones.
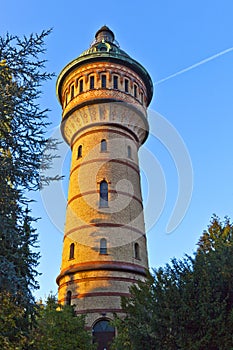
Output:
[56,26,153,349]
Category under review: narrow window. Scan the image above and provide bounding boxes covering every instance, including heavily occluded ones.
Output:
[79,79,83,93]
[99,180,108,207]
[77,145,82,159]
[127,145,132,159]
[134,85,137,98]
[69,243,74,259]
[134,243,140,259]
[66,291,72,305]
[101,75,106,88]
[65,91,68,106]
[100,139,107,152]
[125,79,129,93]
[100,238,107,254]
[90,76,95,89]
[113,76,118,89]
[71,85,74,100]
[141,92,144,104]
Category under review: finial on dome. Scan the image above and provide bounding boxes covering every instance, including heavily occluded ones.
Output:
[95,25,115,43]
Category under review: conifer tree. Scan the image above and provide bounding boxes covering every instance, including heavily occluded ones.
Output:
[30,295,96,350]
[112,216,233,349]
[0,30,59,346]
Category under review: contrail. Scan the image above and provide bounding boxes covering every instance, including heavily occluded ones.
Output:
[155,47,233,85]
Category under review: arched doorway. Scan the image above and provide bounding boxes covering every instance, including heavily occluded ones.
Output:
[92,319,115,350]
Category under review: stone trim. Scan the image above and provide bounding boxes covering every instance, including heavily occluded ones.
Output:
[70,157,140,177]
[76,308,124,316]
[56,261,147,284]
[67,189,142,206]
[71,127,137,149]
[64,223,145,238]
[58,276,142,289]
[59,291,131,303]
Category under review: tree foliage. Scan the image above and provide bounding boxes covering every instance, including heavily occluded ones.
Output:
[112,216,233,350]
[0,30,58,191]
[30,295,96,350]
[0,292,28,350]
[0,30,59,346]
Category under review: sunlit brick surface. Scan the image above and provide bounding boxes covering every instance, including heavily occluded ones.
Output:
[56,27,153,329]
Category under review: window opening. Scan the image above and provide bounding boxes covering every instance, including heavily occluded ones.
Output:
[113,76,118,89]
[79,79,83,93]
[92,320,115,348]
[125,79,129,93]
[77,145,82,159]
[90,76,95,89]
[100,139,107,152]
[65,92,68,106]
[100,238,107,254]
[141,92,144,104]
[134,243,140,259]
[66,291,72,305]
[101,75,106,88]
[71,85,74,99]
[69,243,75,259]
[134,85,137,98]
[100,45,107,51]
[99,180,108,207]
[127,145,132,159]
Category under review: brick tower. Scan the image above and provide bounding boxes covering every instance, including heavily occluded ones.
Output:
[56,26,153,348]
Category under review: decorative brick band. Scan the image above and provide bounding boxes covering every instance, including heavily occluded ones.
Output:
[67,189,142,206]
[59,291,131,303]
[58,275,141,290]
[64,222,146,238]
[75,308,124,316]
[56,261,147,284]
[66,119,141,145]
[63,89,146,121]
[71,127,137,149]
[70,157,140,177]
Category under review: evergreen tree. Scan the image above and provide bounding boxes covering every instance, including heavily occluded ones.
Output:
[0,30,59,346]
[0,292,28,349]
[112,216,233,350]
[30,295,96,350]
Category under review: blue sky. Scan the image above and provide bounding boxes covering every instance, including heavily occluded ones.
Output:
[1,1,233,300]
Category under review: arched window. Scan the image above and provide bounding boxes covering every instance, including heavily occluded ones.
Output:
[77,145,82,159]
[65,91,68,106]
[69,243,75,259]
[99,45,107,52]
[141,92,144,104]
[79,79,83,93]
[99,180,108,207]
[134,84,137,98]
[100,238,107,254]
[127,145,132,159]
[113,75,118,89]
[92,320,115,348]
[134,243,140,259]
[101,75,106,88]
[100,139,107,152]
[66,290,72,305]
[125,79,129,93]
[90,76,95,89]
[71,84,74,99]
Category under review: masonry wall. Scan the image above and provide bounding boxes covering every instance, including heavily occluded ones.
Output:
[57,59,150,329]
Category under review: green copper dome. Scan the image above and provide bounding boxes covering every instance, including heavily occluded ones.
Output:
[57,26,153,105]
[79,25,130,60]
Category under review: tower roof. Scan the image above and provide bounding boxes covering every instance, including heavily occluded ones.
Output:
[56,26,153,105]
[95,25,115,43]
[78,26,130,61]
